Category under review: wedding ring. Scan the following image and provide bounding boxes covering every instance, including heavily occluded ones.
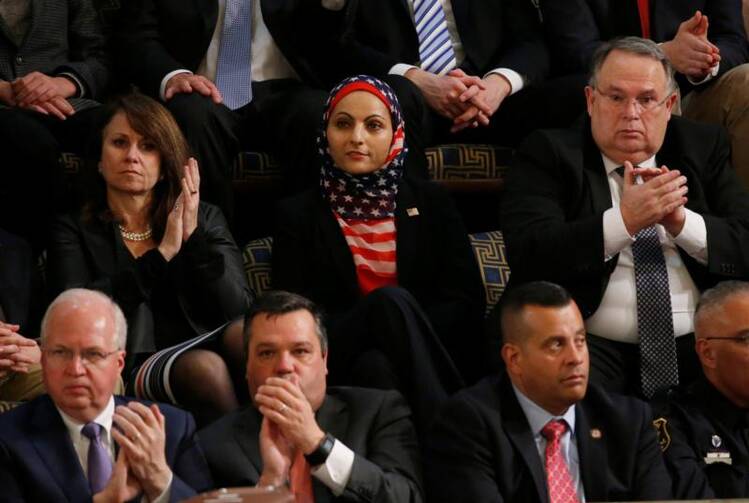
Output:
[190,191,197,194]
[279,403,288,413]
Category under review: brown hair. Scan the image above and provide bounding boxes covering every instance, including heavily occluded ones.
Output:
[84,93,190,241]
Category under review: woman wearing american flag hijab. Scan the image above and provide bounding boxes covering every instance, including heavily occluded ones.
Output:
[272,75,486,431]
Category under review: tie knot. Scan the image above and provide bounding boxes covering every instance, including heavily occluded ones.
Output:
[542,419,567,441]
[81,422,103,441]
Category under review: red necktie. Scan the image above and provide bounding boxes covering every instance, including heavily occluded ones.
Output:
[289,450,315,503]
[637,0,651,39]
[541,420,580,503]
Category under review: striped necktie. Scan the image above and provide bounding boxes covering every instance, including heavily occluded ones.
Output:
[413,0,457,75]
[215,0,253,110]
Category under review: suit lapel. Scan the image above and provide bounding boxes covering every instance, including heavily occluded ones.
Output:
[500,379,548,503]
[318,199,359,295]
[30,396,91,501]
[193,0,218,40]
[576,402,608,501]
[394,181,419,286]
[233,408,264,482]
[582,124,614,216]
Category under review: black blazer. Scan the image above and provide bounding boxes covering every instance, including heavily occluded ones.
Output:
[198,387,422,503]
[0,394,213,502]
[316,0,548,87]
[0,0,110,108]
[47,203,252,365]
[540,0,749,87]
[0,229,33,329]
[114,0,330,97]
[500,116,749,318]
[272,178,485,376]
[425,373,673,502]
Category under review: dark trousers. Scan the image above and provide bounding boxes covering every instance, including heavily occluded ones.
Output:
[326,286,465,433]
[164,79,328,222]
[382,72,589,175]
[0,106,103,253]
[587,332,701,398]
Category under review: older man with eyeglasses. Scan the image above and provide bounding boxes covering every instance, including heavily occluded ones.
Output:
[0,288,213,502]
[653,280,749,499]
[500,36,749,400]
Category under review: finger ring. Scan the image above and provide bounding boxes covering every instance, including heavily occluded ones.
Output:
[190,191,197,194]
[279,403,288,413]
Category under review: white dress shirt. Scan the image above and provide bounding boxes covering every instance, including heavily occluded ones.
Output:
[57,397,172,503]
[160,0,298,100]
[513,386,586,502]
[585,154,707,343]
[389,0,524,95]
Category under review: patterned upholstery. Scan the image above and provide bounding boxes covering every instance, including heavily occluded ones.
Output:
[468,231,510,315]
[242,230,510,314]
[61,143,509,184]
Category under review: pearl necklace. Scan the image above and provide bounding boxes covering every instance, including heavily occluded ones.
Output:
[118,224,153,242]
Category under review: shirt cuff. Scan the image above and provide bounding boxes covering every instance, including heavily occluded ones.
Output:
[149,472,173,503]
[389,63,419,77]
[671,208,708,264]
[311,439,354,496]
[484,68,523,95]
[57,72,84,98]
[603,206,635,260]
[686,61,720,85]
[160,69,193,101]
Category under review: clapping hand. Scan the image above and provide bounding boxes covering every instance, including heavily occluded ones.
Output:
[157,157,201,261]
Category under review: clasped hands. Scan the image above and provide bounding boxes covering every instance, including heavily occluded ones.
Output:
[620,160,688,238]
[255,376,325,487]
[157,158,201,261]
[661,10,720,81]
[0,72,77,119]
[406,67,511,133]
[94,402,172,503]
[0,321,40,379]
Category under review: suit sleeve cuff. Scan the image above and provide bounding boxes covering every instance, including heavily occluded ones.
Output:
[603,206,635,260]
[160,69,193,101]
[484,68,523,95]
[390,63,419,76]
[686,62,720,85]
[311,439,354,496]
[671,208,708,264]
[148,472,173,503]
[57,72,84,98]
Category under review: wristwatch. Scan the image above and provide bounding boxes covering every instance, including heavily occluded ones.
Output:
[304,432,335,466]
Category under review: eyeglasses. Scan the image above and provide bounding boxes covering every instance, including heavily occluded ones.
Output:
[43,347,120,367]
[704,334,749,346]
[594,88,672,114]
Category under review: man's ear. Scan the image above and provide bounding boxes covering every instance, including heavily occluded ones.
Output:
[501,343,521,376]
[695,337,716,369]
[584,85,595,117]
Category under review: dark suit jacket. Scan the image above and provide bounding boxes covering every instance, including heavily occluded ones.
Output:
[114,0,329,97]
[198,387,422,503]
[500,116,749,318]
[324,0,548,86]
[425,373,672,502]
[540,0,749,88]
[0,394,213,502]
[47,203,252,367]
[0,229,33,328]
[654,376,749,499]
[272,178,485,378]
[0,0,109,108]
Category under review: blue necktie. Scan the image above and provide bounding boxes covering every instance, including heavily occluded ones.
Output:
[81,422,113,494]
[413,0,457,75]
[215,0,253,110]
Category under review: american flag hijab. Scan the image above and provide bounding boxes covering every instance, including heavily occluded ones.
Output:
[319,75,407,220]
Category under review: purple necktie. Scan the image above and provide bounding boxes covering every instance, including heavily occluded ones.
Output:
[81,422,113,494]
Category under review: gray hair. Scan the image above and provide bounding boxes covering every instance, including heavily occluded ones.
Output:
[588,36,677,94]
[40,288,128,350]
[694,281,749,337]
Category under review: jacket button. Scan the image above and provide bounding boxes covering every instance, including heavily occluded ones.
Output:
[15,55,23,64]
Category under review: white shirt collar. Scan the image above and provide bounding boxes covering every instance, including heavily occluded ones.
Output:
[601,153,657,176]
[57,396,115,446]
